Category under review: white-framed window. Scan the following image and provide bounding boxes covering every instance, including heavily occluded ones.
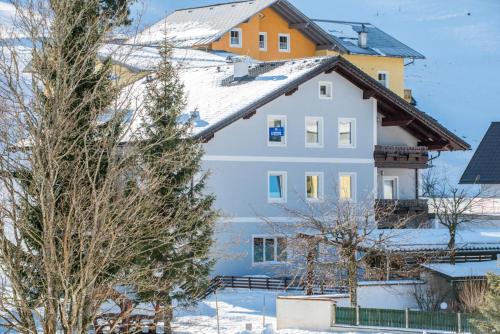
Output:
[259,32,267,51]
[338,118,356,148]
[268,171,287,203]
[278,33,290,52]
[339,172,356,201]
[267,115,287,146]
[230,28,242,48]
[305,116,324,148]
[383,176,399,200]
[377,71,389,88]
[253,236,287,264]
[306,172,324,202]
[319,81,333,99]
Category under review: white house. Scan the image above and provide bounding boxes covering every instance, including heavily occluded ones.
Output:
[113,45,469,276]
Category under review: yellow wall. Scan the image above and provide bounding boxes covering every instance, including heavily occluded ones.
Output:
[211,7,317,61]
[317,50,405,97]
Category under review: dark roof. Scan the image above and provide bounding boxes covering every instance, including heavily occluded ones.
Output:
[313,20,425,59]
[460,122,500,184]
[198,56,469,151]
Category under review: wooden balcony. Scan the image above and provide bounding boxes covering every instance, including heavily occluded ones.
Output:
[374,145,429,169]
[375,199,429,228]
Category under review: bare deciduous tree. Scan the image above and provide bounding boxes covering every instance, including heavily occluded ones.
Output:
[422,169,488,264]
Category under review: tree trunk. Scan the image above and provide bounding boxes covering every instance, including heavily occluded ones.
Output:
[164,299,173,334]
[305,241,316,295]
[448,225,457,265]
[345,247,358,307]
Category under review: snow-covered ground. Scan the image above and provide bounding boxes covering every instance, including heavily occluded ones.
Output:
[169,289,388,334]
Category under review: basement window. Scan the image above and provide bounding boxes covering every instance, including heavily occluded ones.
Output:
[230,28,242,48]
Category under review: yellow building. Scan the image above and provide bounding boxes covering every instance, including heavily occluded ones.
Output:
[131,0,424,99]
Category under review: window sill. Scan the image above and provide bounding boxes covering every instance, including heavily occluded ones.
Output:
[252,261,287,266]
[268,199,287,204]
[338,145,356,149]
[305,144,324,149]
[230,44,242,48]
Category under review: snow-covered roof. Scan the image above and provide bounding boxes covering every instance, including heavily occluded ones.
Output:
[313,20,425,59]
[122,53,332,137]
[423,260,500,279]
[128,0,335,49]
[374,228,500,252]
[130,0,277,47]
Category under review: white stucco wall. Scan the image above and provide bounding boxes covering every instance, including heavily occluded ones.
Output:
[276,296,335,331]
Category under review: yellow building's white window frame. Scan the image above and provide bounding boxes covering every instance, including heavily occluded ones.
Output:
[230,28,243,48]
[259,32,267,51]
[278,33,291,53]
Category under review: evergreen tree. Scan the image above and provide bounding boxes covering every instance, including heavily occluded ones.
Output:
[474,274,500,333]
[136,42,217,333]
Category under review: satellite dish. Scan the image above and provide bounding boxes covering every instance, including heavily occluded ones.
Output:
[440,302,448,310]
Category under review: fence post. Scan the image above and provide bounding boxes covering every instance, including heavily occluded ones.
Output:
[331,304,337,326]
[457,312,462,333]
[356,305,360,326]
[405,308,409,329]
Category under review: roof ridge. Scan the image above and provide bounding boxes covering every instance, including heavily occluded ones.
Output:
[174,0,263,12]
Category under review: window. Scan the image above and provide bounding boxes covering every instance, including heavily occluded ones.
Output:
[305,117,324,148]
[338,118,356,148]
[278,33,290,52]
[383,176,398,200]
[339,173,356,201]
[319,81,332,99]
[268,172,287,203]
[259,32,267,51]
[306,172,323,201]
[253,236,287,263]
[230,28,242,48]
[268,115,287,146]
[377,71,389,88]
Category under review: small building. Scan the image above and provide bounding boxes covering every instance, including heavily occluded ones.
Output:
[422,260,500,283]
[460,122,500,196]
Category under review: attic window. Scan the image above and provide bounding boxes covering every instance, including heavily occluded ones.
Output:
[378,71,389,88]
[230,28,242,48]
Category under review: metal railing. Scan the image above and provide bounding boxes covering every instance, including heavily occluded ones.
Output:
[333,306,477,333]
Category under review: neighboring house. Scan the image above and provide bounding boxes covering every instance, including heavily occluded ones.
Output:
[129,0,424,99]
[422,260,500,283]
[117,45,469,276]
[460,122,500,196]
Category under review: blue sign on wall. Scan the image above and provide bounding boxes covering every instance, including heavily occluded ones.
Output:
[269,127,285,137]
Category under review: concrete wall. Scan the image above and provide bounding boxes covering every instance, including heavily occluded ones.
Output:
[276,296,335,332]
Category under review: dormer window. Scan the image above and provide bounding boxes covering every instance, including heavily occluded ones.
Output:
[278,33,290,52]
[230,28,242,48]
[378,71,389,88]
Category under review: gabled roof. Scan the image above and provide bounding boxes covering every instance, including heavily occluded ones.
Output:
[130,0,335,49]
[460,122,500,184]
[313,20,425,59]
[193,56,468,151]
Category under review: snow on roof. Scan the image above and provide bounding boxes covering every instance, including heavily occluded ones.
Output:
[121,49,331,137]
[423,260,500,278]
[99,44,241,71]
[313,19,425,59]
[129,0,277,47]
[372,228,500,252]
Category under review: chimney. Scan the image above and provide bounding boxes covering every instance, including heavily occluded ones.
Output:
[233,61,249,79]
[358,24,368,48]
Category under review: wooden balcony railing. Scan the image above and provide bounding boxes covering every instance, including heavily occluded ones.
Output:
[374,145,429,169]
[375,199,429,228]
